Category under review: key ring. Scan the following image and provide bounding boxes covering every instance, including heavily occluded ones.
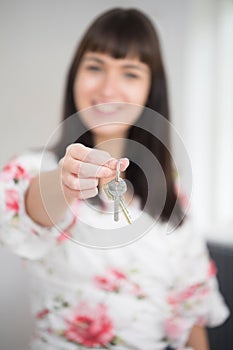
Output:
[116,159,121,183]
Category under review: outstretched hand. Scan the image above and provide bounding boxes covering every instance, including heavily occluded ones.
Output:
[59,143,129,201]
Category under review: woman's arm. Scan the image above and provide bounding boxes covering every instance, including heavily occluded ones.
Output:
[186,325,210,350]
[25,168,71,227]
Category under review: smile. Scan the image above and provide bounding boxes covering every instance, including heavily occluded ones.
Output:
[93,103,122,115]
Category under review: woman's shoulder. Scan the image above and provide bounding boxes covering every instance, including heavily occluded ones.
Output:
[5,149,58,171]
[0,149,59,184]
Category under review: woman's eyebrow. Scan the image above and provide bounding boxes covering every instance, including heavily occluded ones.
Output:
[83,57,104,64]
[122,64,146,72]
[83,56,147,72]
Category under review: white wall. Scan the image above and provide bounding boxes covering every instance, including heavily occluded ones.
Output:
[181,0,233,239]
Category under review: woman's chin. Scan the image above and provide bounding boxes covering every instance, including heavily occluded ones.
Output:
[91,124,128,140]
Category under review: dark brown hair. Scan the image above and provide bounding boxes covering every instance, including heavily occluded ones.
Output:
[54,8,184,225]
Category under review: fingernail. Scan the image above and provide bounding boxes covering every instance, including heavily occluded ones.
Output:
[120,158,130,170]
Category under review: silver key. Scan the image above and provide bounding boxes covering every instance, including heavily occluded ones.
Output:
[103,159,132,224]
[108,177,127,221]
[112,159,122,221]
[103,181,132,224]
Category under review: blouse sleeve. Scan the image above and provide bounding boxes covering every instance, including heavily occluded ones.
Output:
[0,151,75,260]
[164,219,230,348]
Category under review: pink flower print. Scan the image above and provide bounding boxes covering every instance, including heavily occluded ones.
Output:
[94,275,120,292]
[36,308,49,319]
[110,268,127,280]
[5,189,19,214]
[57,231,71,243]
[64,302,114,347]
[208,259,217,278]
[167,282,210,308]
[130,283,146,299]
[94,268,146,298]
[164,316,187,340]
[56,216,77,243]
[181,283,210,301]
[93,268,126,292]
[179,284,201,300]
[0,161,29,182]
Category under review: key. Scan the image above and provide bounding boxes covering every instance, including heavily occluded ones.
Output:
[102,159,132,224]
[119,196,133,224]
[103,181,132,224]
[108,178,127,221]
[111,159,125,221]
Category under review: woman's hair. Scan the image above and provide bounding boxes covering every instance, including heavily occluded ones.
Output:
[54,8,184,225]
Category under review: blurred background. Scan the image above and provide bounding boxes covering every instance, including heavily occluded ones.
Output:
[0,0,232,349]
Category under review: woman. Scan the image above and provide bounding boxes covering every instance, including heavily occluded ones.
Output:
[0,8,229,350]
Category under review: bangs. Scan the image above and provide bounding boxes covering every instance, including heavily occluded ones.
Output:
[80,9,158,68]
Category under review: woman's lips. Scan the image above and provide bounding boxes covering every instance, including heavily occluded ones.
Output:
[92,103,123,117]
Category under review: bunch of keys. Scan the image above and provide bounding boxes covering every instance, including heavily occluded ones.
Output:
[103,159,132,224]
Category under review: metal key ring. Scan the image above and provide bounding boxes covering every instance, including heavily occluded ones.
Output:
[116,159,121,182]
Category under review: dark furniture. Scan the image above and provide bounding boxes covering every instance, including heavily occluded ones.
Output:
[207,241,233,350]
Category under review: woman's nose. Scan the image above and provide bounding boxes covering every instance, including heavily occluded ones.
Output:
[99,72,119,98]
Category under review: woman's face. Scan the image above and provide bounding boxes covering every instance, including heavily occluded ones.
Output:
[73,52,151,139]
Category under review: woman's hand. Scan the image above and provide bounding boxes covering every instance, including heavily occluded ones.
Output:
[59,143,129,202]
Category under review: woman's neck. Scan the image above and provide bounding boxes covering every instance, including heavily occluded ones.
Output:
[94,134,127,160]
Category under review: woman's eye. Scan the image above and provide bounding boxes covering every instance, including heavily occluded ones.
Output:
[86,65,101,72]
[125,72,139,79]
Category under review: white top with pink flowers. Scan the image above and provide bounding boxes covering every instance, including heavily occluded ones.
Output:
[0,151,230,350]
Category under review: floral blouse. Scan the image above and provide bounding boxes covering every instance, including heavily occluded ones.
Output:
[0,151,229,350]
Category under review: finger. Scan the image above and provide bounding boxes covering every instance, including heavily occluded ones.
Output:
[63,185,98,200]
[77,188,98,200]
[72,160,116,178]
[61,156,116,178]
[67,143,115,166]
[105,157,130,171]
[120,158,130,171]
[62,175,98,191]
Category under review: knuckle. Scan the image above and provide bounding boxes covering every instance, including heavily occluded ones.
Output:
[78,187,98,200]
[75,161,82,175]
[58,157,64,167]
[76,143,85,150]
[70,178,76,190]
[101,150,111,159]
[64,176,76,190]
[65,177,73,189]
[76,143,86,157]
[66,143,85,157]
[61,155,70,170]
[78,190,86,200]
[65,144,73,155]
[77,191,83,200]
[59,157,69,172]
